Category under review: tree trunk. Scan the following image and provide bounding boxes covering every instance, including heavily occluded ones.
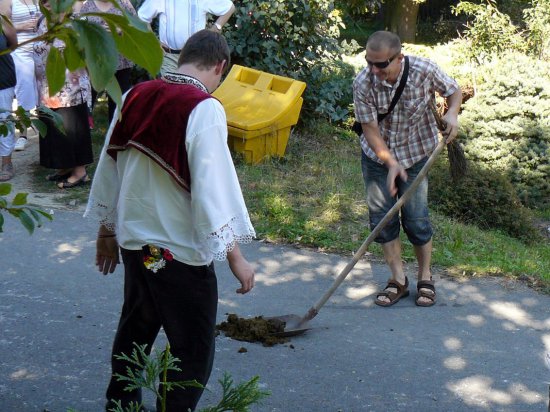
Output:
[384,0,421,43]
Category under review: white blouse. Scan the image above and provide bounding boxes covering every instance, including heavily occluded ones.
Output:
[85,93,255,265]
[137,0,233,50]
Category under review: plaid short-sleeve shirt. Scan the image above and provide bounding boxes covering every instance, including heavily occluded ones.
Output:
[353,55,459,168]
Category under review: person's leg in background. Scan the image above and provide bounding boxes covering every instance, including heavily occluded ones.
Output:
[0,86,16,181]
[12,47,38,151]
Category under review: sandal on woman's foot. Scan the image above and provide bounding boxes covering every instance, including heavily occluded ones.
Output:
[57,174,90,189]
[375,277,409,307]
[46,170,72,182]
[415,279,436,307]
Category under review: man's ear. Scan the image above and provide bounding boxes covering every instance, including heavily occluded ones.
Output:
[215,59,227,75]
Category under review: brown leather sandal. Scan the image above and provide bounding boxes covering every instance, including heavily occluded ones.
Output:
[375,277,409,307]
[415,279,436,307]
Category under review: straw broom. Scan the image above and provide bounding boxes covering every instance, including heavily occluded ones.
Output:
[429,99,468,180]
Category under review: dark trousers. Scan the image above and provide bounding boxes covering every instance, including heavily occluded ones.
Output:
[106,248,218,412]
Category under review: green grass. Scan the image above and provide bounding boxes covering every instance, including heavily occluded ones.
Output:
[30,97,550,289]
[234,120,550,286]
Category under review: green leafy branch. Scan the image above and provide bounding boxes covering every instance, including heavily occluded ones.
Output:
[0,105,64,138]
[0,0,162,137]
[0,183,53,234]
[107,343,269,412]
[200,374,270,412]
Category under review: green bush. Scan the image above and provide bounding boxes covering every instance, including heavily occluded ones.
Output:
[452,0,527,64]
[458,52,550,208]
[225,0,360,122]
[524,0,550,60]
[429,158,541,243]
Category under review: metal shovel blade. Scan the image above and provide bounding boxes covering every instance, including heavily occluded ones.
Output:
[267,314,310,337]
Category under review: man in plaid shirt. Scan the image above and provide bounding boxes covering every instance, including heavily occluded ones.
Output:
[353,31,462,307]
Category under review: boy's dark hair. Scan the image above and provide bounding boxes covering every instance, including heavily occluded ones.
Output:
[177,29,231,71]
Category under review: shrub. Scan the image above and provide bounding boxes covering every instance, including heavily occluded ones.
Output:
[452,0,527,64]
[429,157,541,243]
[458,52,550,208]
[524,0,550,60]
[225,0,360,123]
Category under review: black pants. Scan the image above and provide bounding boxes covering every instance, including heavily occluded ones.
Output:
[105,248,218,411]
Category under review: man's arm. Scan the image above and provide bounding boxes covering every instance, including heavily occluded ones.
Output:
[96,224,119,275]
[1,18,17,48]
[211,4,235,31]
[441,87,462,143]
[227,244,255,294]
[137,0,158,24]
[361,120,408,197]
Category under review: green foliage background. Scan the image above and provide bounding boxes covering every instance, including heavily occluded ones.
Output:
[458,53,550,208]
[225,0,360,122]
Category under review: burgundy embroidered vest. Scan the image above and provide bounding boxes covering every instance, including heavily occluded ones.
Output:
[107,78,212,192]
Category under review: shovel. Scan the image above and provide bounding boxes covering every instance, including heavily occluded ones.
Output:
[271,135,448,337]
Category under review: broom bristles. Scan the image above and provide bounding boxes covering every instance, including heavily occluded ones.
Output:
[447,140,468,181]
[429,99,468,180]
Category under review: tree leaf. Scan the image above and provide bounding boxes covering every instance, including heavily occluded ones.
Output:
[0,183,12,196]
[51,0,77,14]
[72,19,118,92]
[34,208,54,221]
[63,32,86,71]
[31,118,48,137]
[12,192,28,206]
[104,75,122,116]
[0,213,4,233]
[124,11,149,32]
[27,207,50,227]
[37,105,65,134]
[46,46,67,96]
[102,14,162,76]
[0,124,9,137]
[17,209,35,235]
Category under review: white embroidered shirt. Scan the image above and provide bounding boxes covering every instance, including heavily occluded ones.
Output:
[85,79,255,265]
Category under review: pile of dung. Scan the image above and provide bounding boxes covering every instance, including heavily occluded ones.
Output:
[216,314,289,346]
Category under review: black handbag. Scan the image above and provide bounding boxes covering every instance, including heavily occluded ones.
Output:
[352,56,410,136]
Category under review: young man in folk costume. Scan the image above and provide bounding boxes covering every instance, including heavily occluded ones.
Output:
[86,29,256,411]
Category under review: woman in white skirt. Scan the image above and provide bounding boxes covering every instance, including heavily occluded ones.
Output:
[0,19,18,181]
[6,0,40,151]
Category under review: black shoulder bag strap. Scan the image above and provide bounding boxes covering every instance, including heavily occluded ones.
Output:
[352,56,410,136]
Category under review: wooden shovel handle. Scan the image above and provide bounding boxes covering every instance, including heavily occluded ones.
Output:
[301,137,447,323]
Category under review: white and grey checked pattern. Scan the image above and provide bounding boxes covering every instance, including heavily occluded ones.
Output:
[353,55,459,168]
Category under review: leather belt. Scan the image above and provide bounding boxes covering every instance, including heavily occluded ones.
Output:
[162,45,181,54]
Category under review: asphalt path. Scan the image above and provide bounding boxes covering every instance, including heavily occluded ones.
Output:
[1,206,550,411]
[1,134,550,411]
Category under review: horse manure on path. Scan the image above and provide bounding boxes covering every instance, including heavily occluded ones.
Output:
[216,313,289,346]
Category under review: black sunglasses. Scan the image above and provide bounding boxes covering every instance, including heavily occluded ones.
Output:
[366,52,400,69]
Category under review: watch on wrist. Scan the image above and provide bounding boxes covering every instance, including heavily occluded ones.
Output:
[214,22,222,31]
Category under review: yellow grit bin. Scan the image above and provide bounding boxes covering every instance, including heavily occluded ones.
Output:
[212,65,306,164]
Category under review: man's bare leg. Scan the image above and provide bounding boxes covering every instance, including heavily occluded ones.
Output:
[376,238,407,304]
[414,240,434,305]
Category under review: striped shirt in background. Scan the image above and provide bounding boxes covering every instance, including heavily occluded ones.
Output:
[11,0,41,51]
[353,55,459,169]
